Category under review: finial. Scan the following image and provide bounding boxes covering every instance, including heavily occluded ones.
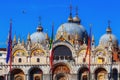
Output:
[92,35,95,42]
[68,4,73,22]
[108,20,110,27]
[38,16,41,26]
[76,6,78,16]
[27,33,31,41]
[13,34,16,43]
[89,24,93,28]
[106,20,112,34]
[73,6,81,24]
[37,16,43,32]
[22,39,25,46]
[45,33,49,40]
[70,4,72,16]
[18,36,20,44]
[10,19,12,24]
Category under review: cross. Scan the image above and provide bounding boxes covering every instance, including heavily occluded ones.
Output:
[108,20,111,26]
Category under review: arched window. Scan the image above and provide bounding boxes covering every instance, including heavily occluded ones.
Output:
[18,58,22,63]
[112,68,118,80]
[37,58,40,62]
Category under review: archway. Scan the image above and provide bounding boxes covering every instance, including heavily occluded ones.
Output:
[53,63,70,80]
[78,67,89,80]
[29,67,43,80]
[112,68,118,80]
[55,73,67,80]
[0,76,4,80]
[10,68,25,80]
[53,45,72,60]
[94,68,107,80]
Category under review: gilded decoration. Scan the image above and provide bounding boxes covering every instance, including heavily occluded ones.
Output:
[31,49,44,56]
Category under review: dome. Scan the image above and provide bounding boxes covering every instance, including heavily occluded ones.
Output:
[73,16,81,24]
[99,27,118,47]
[56,22,87,40]
[30,26,47,43]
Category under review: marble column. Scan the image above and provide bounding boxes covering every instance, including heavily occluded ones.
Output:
[25,74,29,80]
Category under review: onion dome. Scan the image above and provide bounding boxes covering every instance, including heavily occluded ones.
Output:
[30,25,47,43]
[56,22,87,41]
[99,23,118,47]
[73,16,81,24]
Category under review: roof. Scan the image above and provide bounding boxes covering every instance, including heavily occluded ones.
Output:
[0,48,6,51]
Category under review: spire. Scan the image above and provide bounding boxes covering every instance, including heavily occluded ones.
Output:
[106,20,112,34]
[18,36,20,44]
[22,39,25,46]
[27,33,31,41]
[13,34,16,43]
[73,6,81,24]
[45,33,49,40]
[37,16,43,32]
[92,35,95,42]
[68,4,73,22]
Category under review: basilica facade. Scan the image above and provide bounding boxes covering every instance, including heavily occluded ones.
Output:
[0,7,120,80]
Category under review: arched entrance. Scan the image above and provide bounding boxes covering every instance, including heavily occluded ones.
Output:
[0,76,4,80]
[29,67,43,80]
[78,67,89,80]
[55,73,67,80]
[10,68,25,80]
[52,63,70,80]
[95,68,107,80]
[112,68,118,80]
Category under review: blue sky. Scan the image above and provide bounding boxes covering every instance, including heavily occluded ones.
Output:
[0,0,120,47]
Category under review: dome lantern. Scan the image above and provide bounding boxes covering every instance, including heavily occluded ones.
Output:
[68,4,73,22]
[73,6,81,24]
[37,16,43,32]
[37,26,43,32]
[106,20,112,34]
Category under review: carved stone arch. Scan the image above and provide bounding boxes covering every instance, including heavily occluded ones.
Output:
[13,49,28,56]
[78,67,89,80]
[53,41,75,57]
[52,63,70,80]
[28,67,43,80]
[94,67,108,80]
[9,68,25,80]
[112,68,118,80]
[93,66,108,74]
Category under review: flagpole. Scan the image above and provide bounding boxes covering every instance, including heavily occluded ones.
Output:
[89,24,92,80]
[49,22,54,80]
[6,19,12,80]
